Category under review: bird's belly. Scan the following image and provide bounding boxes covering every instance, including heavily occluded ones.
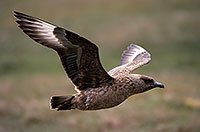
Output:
[76,86,128,110]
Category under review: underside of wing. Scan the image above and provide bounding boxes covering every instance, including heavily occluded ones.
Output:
[14,11,114,90]
[14,11,67,50]
[120,44,148,65]
[108,44,151,77]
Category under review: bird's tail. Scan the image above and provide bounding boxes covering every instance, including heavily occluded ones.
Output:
[50,95,74,111]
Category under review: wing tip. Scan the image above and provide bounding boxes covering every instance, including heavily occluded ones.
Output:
[13,10,29,17]
[13,10,25,18]
[13,10,18,15]
[14,11,22,26]
[13,10,19,15]
[13,10,29,24]
[129,43,143,49]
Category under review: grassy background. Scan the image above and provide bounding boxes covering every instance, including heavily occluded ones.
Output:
[0,0,200,131]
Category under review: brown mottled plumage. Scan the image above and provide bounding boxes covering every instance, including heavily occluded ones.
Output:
[14,11,164,111]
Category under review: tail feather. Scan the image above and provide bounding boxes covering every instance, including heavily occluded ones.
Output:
[50,95,74,111]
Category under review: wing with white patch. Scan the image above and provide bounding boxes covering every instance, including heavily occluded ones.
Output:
[108,44,151,77]
[14,11,66,50]
[120,44,148,65]
[14,11,114,90]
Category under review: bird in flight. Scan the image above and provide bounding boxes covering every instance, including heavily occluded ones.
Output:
[14,11,164,111]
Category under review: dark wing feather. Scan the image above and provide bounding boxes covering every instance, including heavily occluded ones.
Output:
[14,11,114,90]
[108,44,151,77]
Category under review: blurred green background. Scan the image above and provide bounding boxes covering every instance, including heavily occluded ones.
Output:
[0,0,200,132]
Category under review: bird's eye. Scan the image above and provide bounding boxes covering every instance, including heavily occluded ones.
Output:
[141,77,153,84]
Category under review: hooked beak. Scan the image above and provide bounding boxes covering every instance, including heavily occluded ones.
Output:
[154,82,164,88]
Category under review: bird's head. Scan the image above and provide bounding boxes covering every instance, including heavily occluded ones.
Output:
[129,74,164,95]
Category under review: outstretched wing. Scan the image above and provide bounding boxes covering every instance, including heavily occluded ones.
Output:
[108,44,151,77]
[14,11,114,90]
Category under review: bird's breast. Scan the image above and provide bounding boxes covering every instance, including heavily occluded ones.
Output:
[76,83,129,110]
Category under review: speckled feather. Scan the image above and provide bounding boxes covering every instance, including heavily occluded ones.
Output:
[14,11,162,111]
